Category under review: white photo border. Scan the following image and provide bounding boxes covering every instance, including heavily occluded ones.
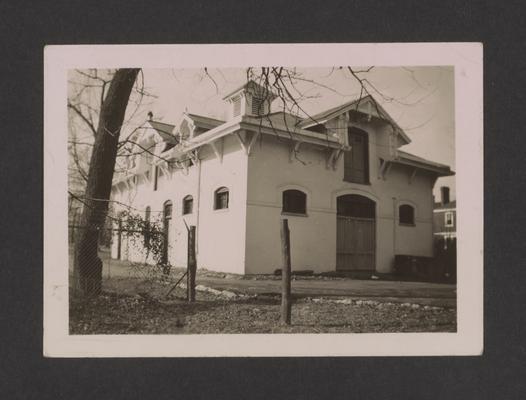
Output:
[44,43,483,357]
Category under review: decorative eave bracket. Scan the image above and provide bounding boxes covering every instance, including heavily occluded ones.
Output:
[326,145,348,170]
[188,149,200,165]
[161,162,171,178]
[174,159,187,174]
[366,100,373,122]
[113,181,123,195]
[289,140,303,163]
[409,168,418,184]
[141,170,151,185]
[378,158,392,180]
[123,178,131,192]
[235,130,260,156]
[209,137,224,162]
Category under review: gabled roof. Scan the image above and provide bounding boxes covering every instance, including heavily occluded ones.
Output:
[298,94,411,145]
[185,113,225,129]
[148,120,178,144]
[397,150,450,169]
[259,111,304,128]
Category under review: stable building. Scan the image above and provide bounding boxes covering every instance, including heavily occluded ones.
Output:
[111,80,454,275]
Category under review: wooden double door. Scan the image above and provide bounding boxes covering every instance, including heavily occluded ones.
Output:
[336,195,376,271]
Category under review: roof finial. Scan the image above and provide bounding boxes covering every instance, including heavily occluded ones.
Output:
[147,111,153,121]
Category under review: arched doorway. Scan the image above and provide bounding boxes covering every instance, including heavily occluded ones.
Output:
[336,194,376,271]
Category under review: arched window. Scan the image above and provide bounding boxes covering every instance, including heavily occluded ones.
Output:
[399,204,415,225]
[164,200,173,220]
[144,206,151,246]
[162,201,172,265]
[182,195,193,215]
[344,127,369,184]
[214,187,229,210]
[282,189,307,215]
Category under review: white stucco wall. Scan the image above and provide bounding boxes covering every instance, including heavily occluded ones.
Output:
[245,120,436,274]
[110,117,436,275]
[194,137,248,274]
[110,134,248,275]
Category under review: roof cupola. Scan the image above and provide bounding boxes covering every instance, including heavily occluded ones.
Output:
[223,80,277,119]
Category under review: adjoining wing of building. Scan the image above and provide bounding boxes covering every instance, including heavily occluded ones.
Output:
[111,80,454,275]
[433,186,457,240]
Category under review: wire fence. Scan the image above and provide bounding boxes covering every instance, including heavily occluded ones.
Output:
[69,207,190,298]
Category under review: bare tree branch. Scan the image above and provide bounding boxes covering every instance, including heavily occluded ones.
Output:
[68,101,97,136]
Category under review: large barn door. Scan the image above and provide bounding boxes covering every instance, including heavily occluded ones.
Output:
[336,195,376,271]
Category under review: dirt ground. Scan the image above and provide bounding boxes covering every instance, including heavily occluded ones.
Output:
[69,276,457,334]
[78,249,456,307]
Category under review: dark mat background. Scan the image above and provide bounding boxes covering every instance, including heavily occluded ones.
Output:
[1,1,524,399]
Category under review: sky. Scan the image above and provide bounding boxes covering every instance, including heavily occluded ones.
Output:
[70,66,456,200]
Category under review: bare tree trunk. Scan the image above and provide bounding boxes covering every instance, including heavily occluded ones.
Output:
[74,69,140,297]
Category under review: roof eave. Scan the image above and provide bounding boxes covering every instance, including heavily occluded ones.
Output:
[391,157,455,177]
[163,114,342,159]
[240,115,341,148]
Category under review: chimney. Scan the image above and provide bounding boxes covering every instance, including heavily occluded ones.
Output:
[147,111,153,121]
[440,186,450,206]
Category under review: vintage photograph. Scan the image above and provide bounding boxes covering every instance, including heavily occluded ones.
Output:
[67,65,457,334]
[43,43,482,357]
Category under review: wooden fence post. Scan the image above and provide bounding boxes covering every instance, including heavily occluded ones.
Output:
[187,225,197,302]
[280,219,292,325]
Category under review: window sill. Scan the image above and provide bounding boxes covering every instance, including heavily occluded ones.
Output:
[213,208,229,213]
[342,179,371,186]
[399,223,416,227]
[281,212,308,218]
